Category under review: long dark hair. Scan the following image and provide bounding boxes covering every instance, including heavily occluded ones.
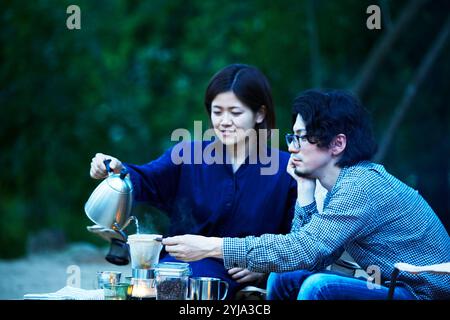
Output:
[204,64,275,135]
[292,89,377,167]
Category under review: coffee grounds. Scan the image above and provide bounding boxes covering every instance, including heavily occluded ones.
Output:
[156,279,187,300]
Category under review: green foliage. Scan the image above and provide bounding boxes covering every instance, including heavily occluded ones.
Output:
[1,0,448,258]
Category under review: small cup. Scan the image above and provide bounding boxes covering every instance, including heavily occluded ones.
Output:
[104,283,129,300]
[189,277,229,300]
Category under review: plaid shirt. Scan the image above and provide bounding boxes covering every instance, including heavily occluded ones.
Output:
[223,161,450,300]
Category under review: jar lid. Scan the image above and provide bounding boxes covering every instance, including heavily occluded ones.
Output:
[154,262,192,277]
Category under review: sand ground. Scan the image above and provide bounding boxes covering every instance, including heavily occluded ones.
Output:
[0,243,131,300]
[0,241,367,300]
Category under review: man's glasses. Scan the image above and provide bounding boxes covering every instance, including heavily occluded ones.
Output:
[285,133,309,150]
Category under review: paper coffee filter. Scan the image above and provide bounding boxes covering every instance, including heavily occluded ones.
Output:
[127,234,162,242]
[127,234,163,269]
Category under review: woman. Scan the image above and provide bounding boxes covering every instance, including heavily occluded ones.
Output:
[89,64,297,298]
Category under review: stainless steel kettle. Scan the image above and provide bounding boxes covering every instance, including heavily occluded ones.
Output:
[85,159,134,230]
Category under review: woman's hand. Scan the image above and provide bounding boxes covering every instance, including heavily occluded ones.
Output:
[162,235,223,262]
[228,268,266,284]
[90,153,123,179]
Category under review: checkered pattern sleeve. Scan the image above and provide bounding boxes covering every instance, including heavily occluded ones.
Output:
[223,181,370,272]
[291,201,317,232]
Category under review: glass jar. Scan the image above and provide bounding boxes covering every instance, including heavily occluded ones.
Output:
[154,262,191,300]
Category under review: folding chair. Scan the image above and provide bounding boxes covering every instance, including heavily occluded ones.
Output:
[235,285,267,300]
[387,262,450,299]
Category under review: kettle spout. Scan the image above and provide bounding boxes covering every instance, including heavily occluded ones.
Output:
[118,216,138,233]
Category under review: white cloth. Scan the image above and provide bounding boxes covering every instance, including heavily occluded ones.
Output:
[24,286,104,300]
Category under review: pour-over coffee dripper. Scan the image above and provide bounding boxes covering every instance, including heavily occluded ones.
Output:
[128,234,163,272]
[127,234,163,299]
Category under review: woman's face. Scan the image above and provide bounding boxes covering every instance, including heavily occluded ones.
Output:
[210,91,264,146]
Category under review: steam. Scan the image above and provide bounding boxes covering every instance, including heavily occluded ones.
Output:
[137,214,160,235]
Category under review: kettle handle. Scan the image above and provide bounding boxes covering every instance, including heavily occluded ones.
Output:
[104,159,114,174]
[104,159,128,179]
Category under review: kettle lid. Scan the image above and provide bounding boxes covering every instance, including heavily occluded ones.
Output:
[106,169,133,193]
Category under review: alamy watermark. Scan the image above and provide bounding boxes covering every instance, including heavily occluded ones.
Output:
[366,5,381,30]
[66,5,380,31]
[170,121,280,175]
[66,265,81,288]
[366,264,382,289]
[66,5,81,30]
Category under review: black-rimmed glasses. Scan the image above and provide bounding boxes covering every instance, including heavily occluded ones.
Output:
[285,133,309,150]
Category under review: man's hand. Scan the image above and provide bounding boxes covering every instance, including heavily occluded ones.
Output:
[228,268,266,284]
[162,235,223,262]
[286,154,316,206]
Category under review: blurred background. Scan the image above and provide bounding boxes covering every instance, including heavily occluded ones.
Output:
[1,0,449,261]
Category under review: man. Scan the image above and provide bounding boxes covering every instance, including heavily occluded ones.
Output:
[163,89,450,300]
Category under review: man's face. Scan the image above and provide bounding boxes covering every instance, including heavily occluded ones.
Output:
[288,114,333,179]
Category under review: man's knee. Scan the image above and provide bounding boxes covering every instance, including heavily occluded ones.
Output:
[266,272,284,299]
[267,271,298,289]
[297,273,331,300]
[267,272,282,287]
[267,270,313,300]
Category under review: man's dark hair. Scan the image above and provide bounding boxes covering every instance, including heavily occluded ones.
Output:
[292,89,377,167]
[204,64,275,134]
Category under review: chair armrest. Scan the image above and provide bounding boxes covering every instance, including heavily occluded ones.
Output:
[235,286,267,300]
[394,262,450,274]
[238,286,267,294]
